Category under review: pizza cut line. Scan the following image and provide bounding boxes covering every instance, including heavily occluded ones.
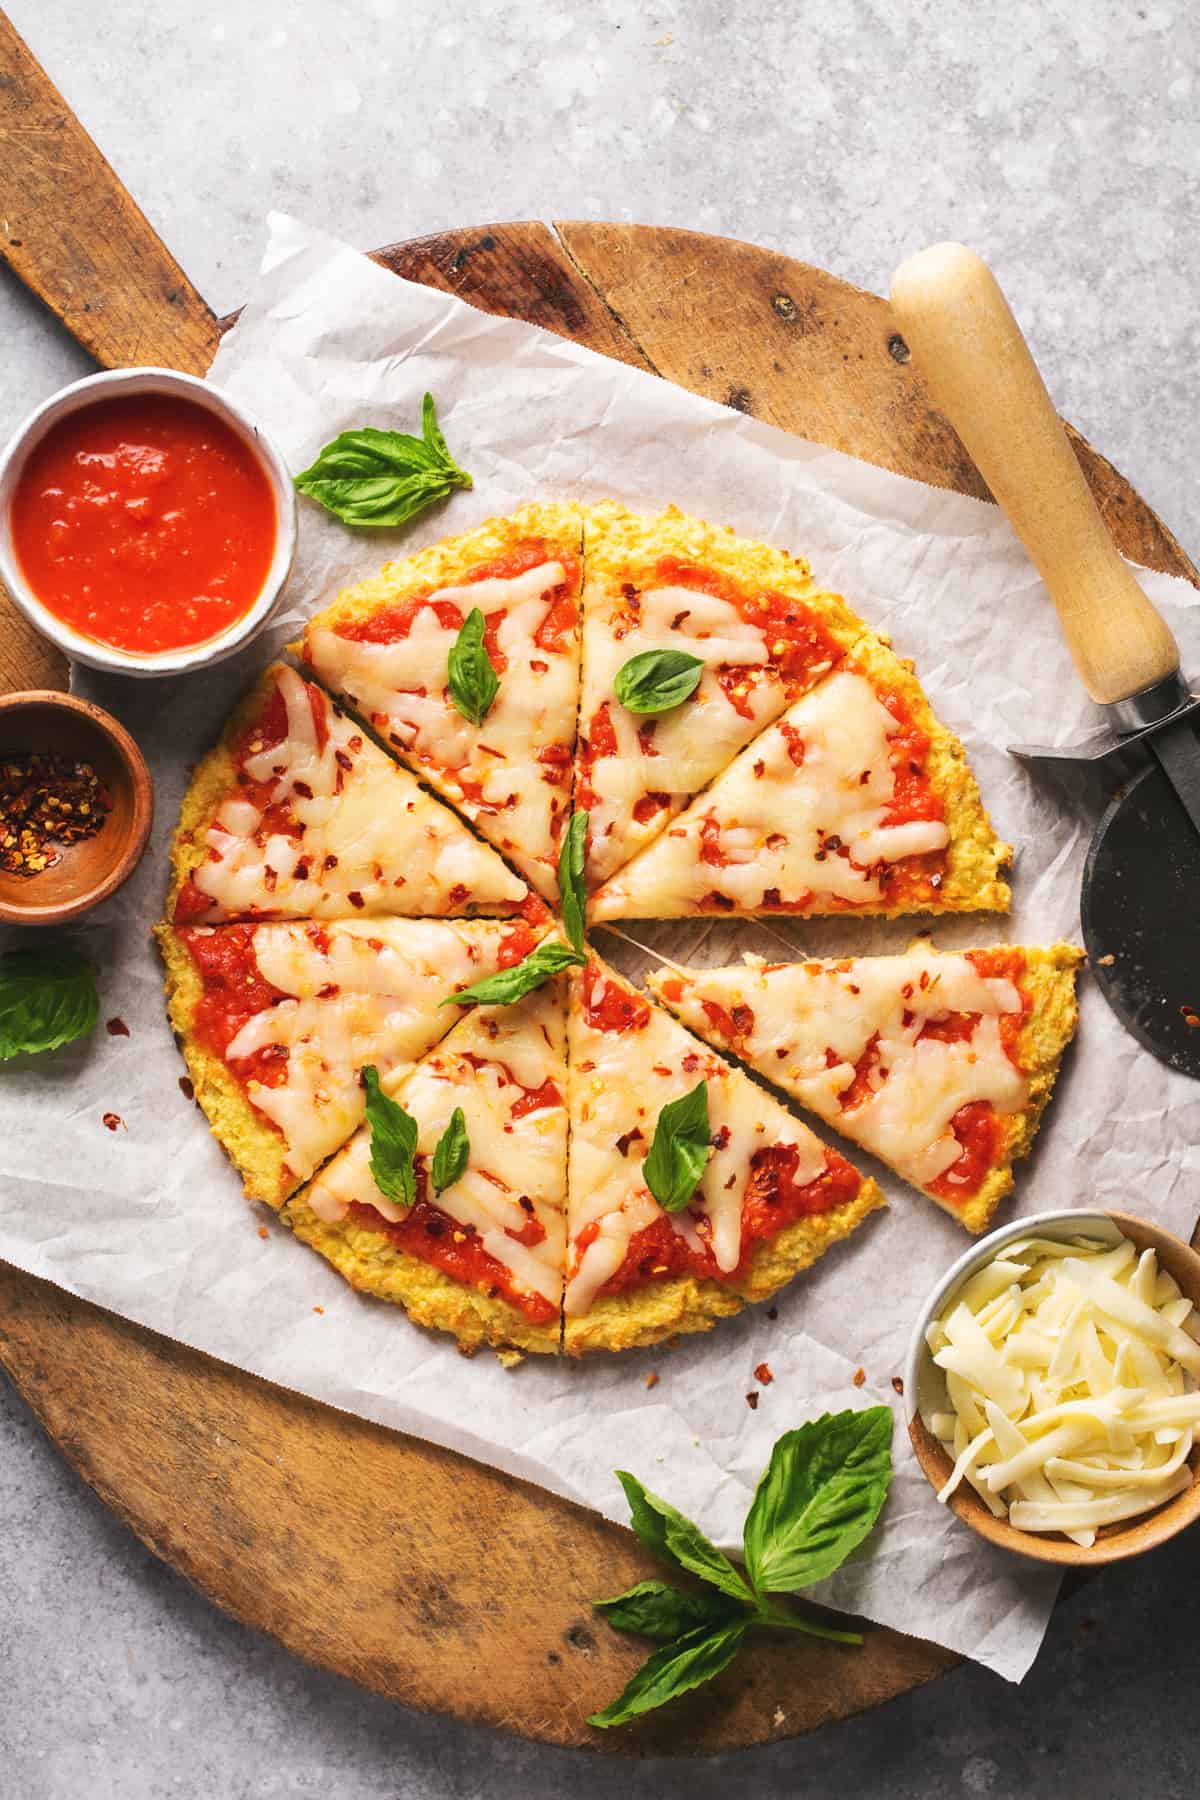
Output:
[159,502,1078,1356]
[157,915,546,1206]
[575,503,868,885]
[589,633,1012,922]
[647,941,1083,1236]
[168,662,537,926]
[296,502,583,903]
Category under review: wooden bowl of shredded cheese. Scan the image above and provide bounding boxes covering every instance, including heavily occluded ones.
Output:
[905,1210,1200,1565]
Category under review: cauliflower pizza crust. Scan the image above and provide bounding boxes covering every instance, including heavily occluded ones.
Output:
[168,662,532,925]
[296,503,583,902]
[563,955,885,1354]
[576,502,868,885]
[281,977,569,1356]
[157,916,545,1207]
[589,633,1011,921]
[649,941,1082,1234]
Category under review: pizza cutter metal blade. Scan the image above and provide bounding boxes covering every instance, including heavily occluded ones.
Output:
[890,243,1200,1079]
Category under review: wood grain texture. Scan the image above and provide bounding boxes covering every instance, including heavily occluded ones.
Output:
[1,213,1197,1752]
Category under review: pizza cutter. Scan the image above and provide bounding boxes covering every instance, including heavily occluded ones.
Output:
[889,243,1200,1079]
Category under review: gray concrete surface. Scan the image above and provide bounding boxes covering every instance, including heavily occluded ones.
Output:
[2,2,1199,1794]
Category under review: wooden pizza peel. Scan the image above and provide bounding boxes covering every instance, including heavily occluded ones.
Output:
[1,13,1196,1755]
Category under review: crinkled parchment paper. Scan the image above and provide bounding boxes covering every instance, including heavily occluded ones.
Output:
[2,214,1197,1682]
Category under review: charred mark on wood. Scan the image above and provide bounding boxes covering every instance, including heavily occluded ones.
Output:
[725,385,754,414]
[887,333,911,363]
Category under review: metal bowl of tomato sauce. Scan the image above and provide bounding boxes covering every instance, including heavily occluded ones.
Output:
[0,367,297,678]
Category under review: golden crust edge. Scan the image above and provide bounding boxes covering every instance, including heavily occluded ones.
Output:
[562,1175,886,1356]
[277,1191,561,1358]
[153,921,294,1208]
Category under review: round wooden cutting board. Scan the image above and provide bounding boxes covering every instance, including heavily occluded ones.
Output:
[1,218,1197,1757]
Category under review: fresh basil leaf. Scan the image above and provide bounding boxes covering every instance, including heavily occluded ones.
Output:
[430,1106,469,1194]
[642,1080,711,1213]
[446,607,500,727]
[440,939,585,1009]
[595,1580,744,1642]
[362,1064,418,1208]
[294,395,472,528]
[0,943,98,1061]
[557,809,588,956]
[587,1621,746,1729]
[743,1406,893,1594]
[613,648,704,716]
[616,1470,753,1602]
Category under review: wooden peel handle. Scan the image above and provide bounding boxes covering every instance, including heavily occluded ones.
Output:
[890,243,1179,708]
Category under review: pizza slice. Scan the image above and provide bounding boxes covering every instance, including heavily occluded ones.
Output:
[648,941,1082,1234]
[296,503,583,901]
[281,973,569,1357]
[576,504,867,884]
[168,663,534,924]
[564,954,885,1353]
[589,635,1011,921]
[157,916,545,1206]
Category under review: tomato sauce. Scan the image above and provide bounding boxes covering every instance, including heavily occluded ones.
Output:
[650,557,845,693]
[334,542,579,662]
[928,1102,1005,1204]
[349,1168,557,1324]
[181,923,293,1085]
[580,960,651,1033]
[12,394,276,655]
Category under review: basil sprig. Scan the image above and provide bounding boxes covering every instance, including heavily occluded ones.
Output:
[642,1080,711,1212]
[294,393,472,528]
[0,943,98,1061]
[441,939,585,1009]
[613,648,704,716]
[557,809,588,957]
[431,1107,469,1194]
[447,608,499,726]
[362,1064,418,1208]
[589,1409,893,1728]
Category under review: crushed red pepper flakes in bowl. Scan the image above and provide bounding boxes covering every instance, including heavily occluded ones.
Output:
[0,751,111,875]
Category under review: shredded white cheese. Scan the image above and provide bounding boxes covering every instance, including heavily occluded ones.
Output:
[925,1231,1200,1546]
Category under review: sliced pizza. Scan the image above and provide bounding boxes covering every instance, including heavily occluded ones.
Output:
[563,955,885,1354]
[157,915,545,1207]
[281,975,569,1357]
[168,662,534,925]
[296,503,583,901]
[576,504,867,884]
[648,941,1082,1234]
[589,635,1011,921]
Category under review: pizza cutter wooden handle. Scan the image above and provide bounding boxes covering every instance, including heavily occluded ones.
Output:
[890,242,1179,709]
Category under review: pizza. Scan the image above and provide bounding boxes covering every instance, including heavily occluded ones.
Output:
[296,503,583,902]
[169,662,534,925]
[589,635,1011,921]
[575,504,866,884]
[648,941,1082,1234]
[563,955,885,1353]
[157,916,544,1207]
[281,974,568,1357]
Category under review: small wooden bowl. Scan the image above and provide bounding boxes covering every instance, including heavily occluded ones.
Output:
[0,690,153,925]
[905,1209,1200,1566]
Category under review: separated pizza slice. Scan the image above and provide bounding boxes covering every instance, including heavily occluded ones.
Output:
[590,635,1011,921]
[157,916,546,1206]
[564,954,885,1354]
[169,663,534,924]
[577,504,867,884]
[648,941,1082,1235]
[296,503,583,902]
[281,972,569,1356]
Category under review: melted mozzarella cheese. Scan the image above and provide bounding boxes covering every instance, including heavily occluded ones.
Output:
[580,584,799,883]
[304,564,577,899]
[564,961,831,1317]
[191,919,523,1182]
[926,1232,1200,1545]
[305,984,567,1307]
[650,948,1028,1191]
[194,666,526,919]
[590,671,949,919]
